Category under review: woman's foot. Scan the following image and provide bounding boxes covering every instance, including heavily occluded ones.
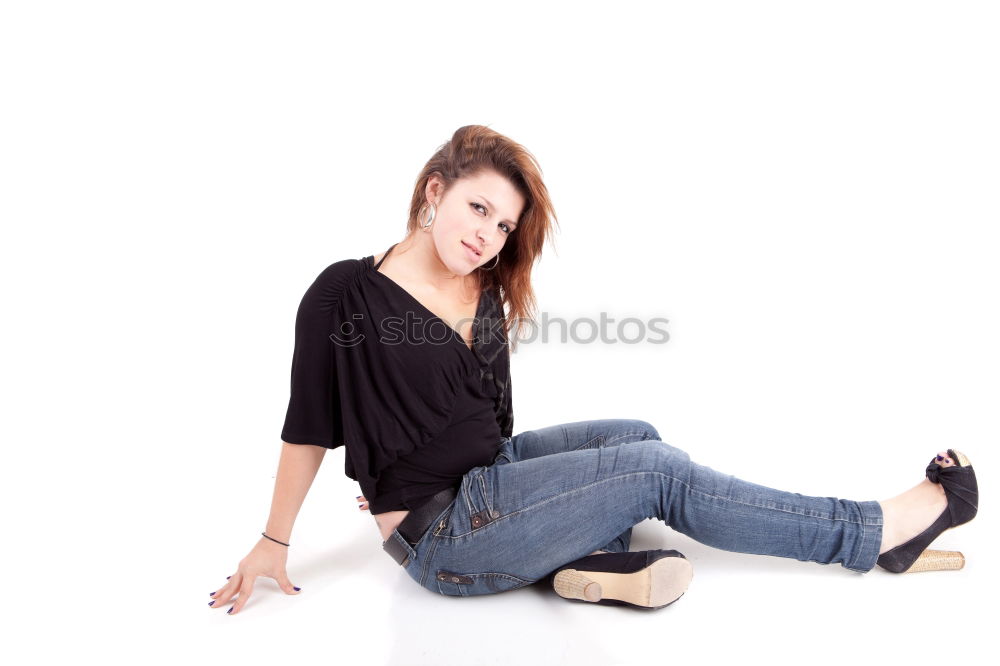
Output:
[878,451,955,554]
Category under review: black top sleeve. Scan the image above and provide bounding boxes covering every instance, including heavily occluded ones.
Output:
[279,261,356,448]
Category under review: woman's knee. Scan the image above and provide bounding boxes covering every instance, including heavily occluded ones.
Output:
[627,438,692,476]
[620,420,690,458]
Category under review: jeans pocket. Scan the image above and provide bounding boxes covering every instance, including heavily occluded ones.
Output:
[434,569,535,597]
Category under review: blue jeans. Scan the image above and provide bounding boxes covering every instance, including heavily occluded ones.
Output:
[391,419,884,597]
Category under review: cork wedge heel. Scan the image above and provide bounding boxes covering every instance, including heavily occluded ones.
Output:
[551,549,693,610]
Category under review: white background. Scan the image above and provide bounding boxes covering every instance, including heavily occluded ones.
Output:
[2,1,997,664]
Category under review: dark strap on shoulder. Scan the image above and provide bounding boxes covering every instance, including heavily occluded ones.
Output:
[374,243,397,270]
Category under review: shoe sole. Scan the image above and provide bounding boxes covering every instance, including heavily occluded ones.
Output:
[553,556,694,609]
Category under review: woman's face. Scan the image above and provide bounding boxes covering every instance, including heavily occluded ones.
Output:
[425,169,525,276]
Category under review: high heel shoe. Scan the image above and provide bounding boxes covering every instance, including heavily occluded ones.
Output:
[550,549,693,609]
[877,448,978,573]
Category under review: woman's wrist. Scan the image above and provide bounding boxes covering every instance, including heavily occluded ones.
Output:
[260,531,291,547]
[264,517,294,544]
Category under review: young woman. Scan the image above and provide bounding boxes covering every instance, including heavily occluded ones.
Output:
[208,125,978,615]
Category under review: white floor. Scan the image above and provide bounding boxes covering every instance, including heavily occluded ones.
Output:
[168,476,995,666]
[177,512,992,666]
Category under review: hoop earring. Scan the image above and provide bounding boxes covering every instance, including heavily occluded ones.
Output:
[420,202,436,230]
[479,253,500,270]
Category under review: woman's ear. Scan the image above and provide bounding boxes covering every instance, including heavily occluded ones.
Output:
[424,172,445,205]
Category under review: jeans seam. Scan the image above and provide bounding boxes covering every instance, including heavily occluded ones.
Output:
[412,503,454,588]
[461,471,479,515]
[847,500,884,571]
[468,571,535,585]
[417,528,445,588]
[439,470,874,540]
[478,474,494,516]
[847,527,869,572]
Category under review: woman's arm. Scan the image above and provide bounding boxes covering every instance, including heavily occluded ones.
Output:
[211,442,324,615]
[264,441,328,543]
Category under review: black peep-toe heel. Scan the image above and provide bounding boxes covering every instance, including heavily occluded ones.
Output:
[877,448,978,573]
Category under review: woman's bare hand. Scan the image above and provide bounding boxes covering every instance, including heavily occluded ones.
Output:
[357,494,369,511]
[209,537,301,615]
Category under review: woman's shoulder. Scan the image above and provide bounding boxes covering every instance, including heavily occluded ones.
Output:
[299,256,368,311]
[315,255,365,280]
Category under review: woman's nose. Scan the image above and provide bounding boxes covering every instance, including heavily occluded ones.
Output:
[477,222,499,246]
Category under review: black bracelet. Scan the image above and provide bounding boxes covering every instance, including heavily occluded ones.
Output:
[261,531,290,547]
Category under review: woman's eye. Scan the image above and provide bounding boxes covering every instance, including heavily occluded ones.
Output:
[472,202,511,233]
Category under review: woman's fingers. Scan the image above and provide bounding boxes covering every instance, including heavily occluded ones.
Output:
[227,575,257,615]
[357,494,368,510]
[277,570,302,595]
[209,570,299,614]
[209,574,238,607]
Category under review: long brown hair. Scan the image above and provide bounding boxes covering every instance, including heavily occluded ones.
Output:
[404,125,558,350]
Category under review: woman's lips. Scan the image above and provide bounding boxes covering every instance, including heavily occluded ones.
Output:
[462,241,481,261]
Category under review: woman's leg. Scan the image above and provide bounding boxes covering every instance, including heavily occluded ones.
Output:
[407,435,885,596]
[497,418,662,554]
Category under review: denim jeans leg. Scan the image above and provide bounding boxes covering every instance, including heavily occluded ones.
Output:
[502,418,661,553]
[416,435,884,596]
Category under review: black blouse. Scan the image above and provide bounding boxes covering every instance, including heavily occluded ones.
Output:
[279,244,513,513]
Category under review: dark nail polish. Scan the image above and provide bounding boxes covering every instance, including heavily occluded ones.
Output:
[210,591,216,596]
[227,607,233,614]
[294,586,301,591]
[227,575,231,579]
[936,456,943,461]
[208,600,215,606]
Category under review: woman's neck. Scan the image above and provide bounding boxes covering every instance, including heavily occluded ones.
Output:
[386,235,480,297]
